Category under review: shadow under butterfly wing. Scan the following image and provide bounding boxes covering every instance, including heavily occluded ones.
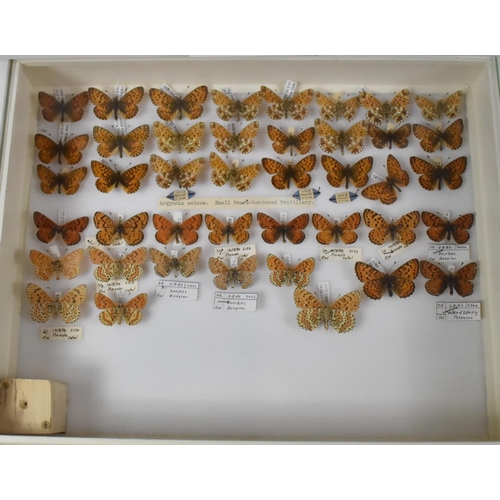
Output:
[257,212,309,244]
[312,213,361,245]
[362,208,420,245]
[37,164,88,195]
[38,91,89,122]
[420,261,477,297]
[421,211,474,244]
[409,156,467,191]
[88,86,144,120]
[149,86,208,121]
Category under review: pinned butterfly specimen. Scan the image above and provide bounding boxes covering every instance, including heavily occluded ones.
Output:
[294,288,361,332]
[410,156,467,191]
[209,152,261,191]
[149,85,208,121]
[210,121,259,154]
[153,121,205,154]
[354,259,419,299]
[267,125,315,156]
[312,213,361,245]
[93,211,149,246]
[414,91,463,121]
[208,255,258,289]
[366,123,412,149]
[94,292,148,326]
[29,248,84,281]
[93,124,149,158]
[205,213,253,245]
[362,208,420,245]
[35,133,89,165]
[262,154,316,190]
[314,119,367,155]
[38,90,89,122]
[266,254,315,288]
[413,119,464,152]
[149,246,202,278]
[88,86,144,120]
[358,88,410,125]
[88,246,147,282]
[314,92,361,121]
[257,212,309,244]
[321,155,373,189]
[26,283,87,323]
[90,161,148,194]
[420,261,477,297]
[211,89,262,121]
[361,154,409,205]
[152,213,202,245]
[37,164,88,195]
[260,86,314,120]
[34,211,89,246]
[150,154,204,190]
[421,211,474,244]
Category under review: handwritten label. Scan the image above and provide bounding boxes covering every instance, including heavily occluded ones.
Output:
[96,280,138,294]
[320,247,362,261]
[156,280,199,300]
[54,88,65,102]
[331,191,353,203]
[283,80,297,99]
[157,196,314,210]
[427,244,470,262]
[40,326,82,341]
[318,282,330,304]
[297,188,315,202]
[114,118,126,135]
[222,87,235,100]
[371,172,385,182]
[115,85,126,98]
[58,122,70,142]
[160,83,176,97]
[213,292,258,312]
[436,302,481,321]
[379,241,410,261]
[214,244,256,260]
[86,237,125,249]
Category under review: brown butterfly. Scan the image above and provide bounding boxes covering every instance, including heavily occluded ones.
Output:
[208,255,258,289]
[266,254,315,288]
[366,123,412,149]
[150,154,204,190]
[210,121,259,154]
[312,213,361,245]
[153,121,205,154]
[38,90,89,122]
[34,211,89,246]
[314,119,367,155]
[29,248,84,281]
[314,92,361,121]
[88,246,147,282]
[294,288,361,332]
[205,213,253,245]
[321,155,373,189]
[94,292,148,326]
[410,156,467,191]
[262,154,316,190]
[149,85,208,121]
[93,125,149,158]
[211,89,262,121]
[37,164,88,195]
[359,89,410,125]
[413,119,463,152]
[260,86,314,120]
[88,86,144,120]
[35,133,89,165]
[257,213,309,244]
[361,154,409,205]
[420,261,477,297]
[363,208,420,245]
[209,152,261,191]
[149,247,202,278]
[93,212,149,246]
[421,212,474,244]
[355,259,419,299]
[91,161,148,194]
[267,125,315,156]
[414,91,463,121]
[152,213,202,245]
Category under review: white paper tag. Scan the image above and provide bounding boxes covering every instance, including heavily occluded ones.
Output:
[226,122,236,134]
[57,210,66,225]
[173,211,183,223]
[160,83,177,97]
[298,189,315,202]
[171,189,189,201]
[436,302,481,321]
[222,87,235,100]
[283,254,292,266]
[166,121,179,134]
[331,192,353,204]
[443,212,451,221]
[280,212,287,223]
[49,245,61,258]
[320,247,362,261]
[318,282,330,304]
[371,172,385,182]
[213,292,258,312]
[96,280,138,294]
[427,244,470,262]
[283,80,297,99]
[214,244,256,260]
[40,326,82,341]
[85,237,125,249]
[58,123,70,142]
[369,259,384,270]
[156,280,199,300]
[114,118,126,135]
[115,85,126,98]
[170,250,178,258]
[54,88,65,102]
[379,241,409,261]
[226,216,234,224]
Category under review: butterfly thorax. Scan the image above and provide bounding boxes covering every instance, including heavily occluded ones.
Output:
[285,162,294,188]
[338,131,348,155]
[51,259,64,279]
[387,175,403,192]
[329,225,345,244]
[388,223,400,241]
[116,304,125,325]
[383,275,398,297]
[171,160,181,180]
[171,257,181,278]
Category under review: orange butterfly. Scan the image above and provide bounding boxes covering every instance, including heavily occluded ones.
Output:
[366,123,412,149]
[257,212,309,244]
[355,259,419,299]
[152,213,202,245]
[409,156,467,191]
[29,248,84,281]
[149,247,202,278]
[314,119,367,155]
[94,292,148,326]
[208,255,258,289]
[205,213,253,245]
[260,86,314,120]
[314,92,361,121]
[34,211,89,246]
[413,119,463,152]
[363,209,420,245]
[420,261,477,297]
[35,133,89,165]
[91,161,148,194]
[361,154,409,205]
[88,246,147,282]
[211,89,262,121]
[321,155,373,189]
[267,125,315,156]
[209,152,261,191]
[153,121,205,154]
[312,213,361,245]
[37,164,88,195]
[149,85,208,121]
[93,125,149,158]
[210,121,259,154]
[262,154,316,190]
[421,211,474,244]
[359,88,410,125]
[38,90,89,122]
[414,91,463,121]
[266,254,315,288]
[150,154,204,190]
[88,86,144,120]
[93,212,149,246]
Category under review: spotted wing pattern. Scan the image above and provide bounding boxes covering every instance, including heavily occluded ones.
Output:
[260,86,314,120]
[312,213,361,245]
[35,133,89,165]
[34,211,89,246]
[208,255,258,289]
[267,125,315,155]
[359,89,410,125]
[209,152,261,191]
[314,119,367,155]
[94,292,148,326]
[205,213,253,245]
[93,125,149,158]
[421,211,474,244]
[410,156,467,190]
[149,85,208,121]
[88,86,144,120]
[149,247,202,278]
[414,91,463,121]
[38,90,89,122]
[266,254,315,288]
[367,123,411,149]
[261,154,316,190]
[29,248,84,281]
[362,209,420,245]
[210,121,259,154]
[37,164,88,195]
[93,211,149,246]
[88,246,147,282]
[314,92,361,121]
[91,161,148,194]
[256,212,309,244]
[152,213,202,245]
[320,155,373,189]
[420,261,477,297]
[153,121,205,154]
[211,89,262,121]
[413,119,463,152]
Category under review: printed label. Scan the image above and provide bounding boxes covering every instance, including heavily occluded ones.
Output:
[297,188,315,202]
[318,282,330,304]
[214,244,256,260]
[329,192,357,203]
[436,302,481,321]
[213,292,258,312]
[427,244,470,262]
[222,87,235,100]
[115,85,126,98]
[40,326,82,341]
[171,189,189,201]
[320,247,362,261]
[283,80,297,99]
[156,280,199,300]
[114,118,126,135]
[58,122,70,142]
[158,196,315,210]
